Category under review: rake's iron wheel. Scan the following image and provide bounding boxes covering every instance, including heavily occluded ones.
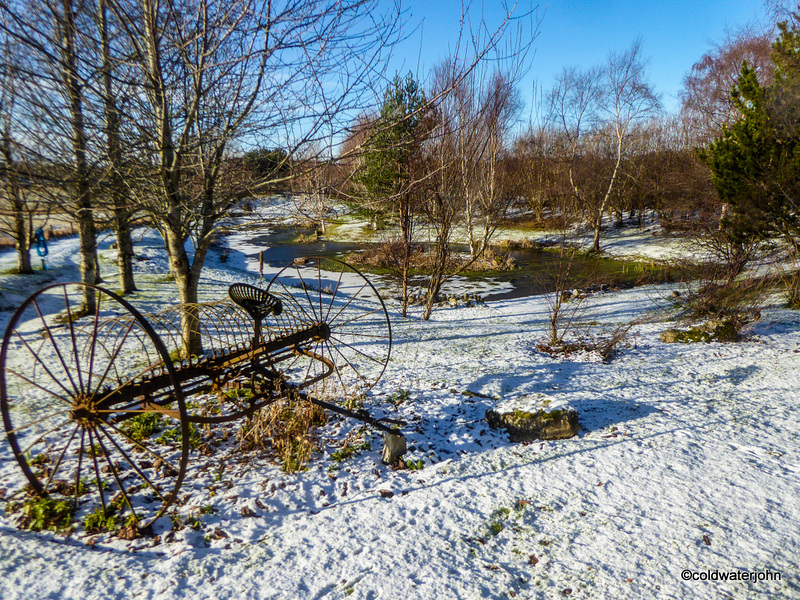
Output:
[0,283,189,531]
[266,257,392,403]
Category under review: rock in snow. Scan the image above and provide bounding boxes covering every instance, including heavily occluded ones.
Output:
[485,395,579,442]
[381,432,407,464]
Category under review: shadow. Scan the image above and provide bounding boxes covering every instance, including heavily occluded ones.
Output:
[572,397,658,433]
[310,417,714,520]
[725,364,760,386]
[462,356,658,434]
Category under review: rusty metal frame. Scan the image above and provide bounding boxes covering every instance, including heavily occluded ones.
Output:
[0,257,397,531]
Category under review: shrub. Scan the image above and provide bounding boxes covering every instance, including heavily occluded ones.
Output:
[121,413,163,442]
[782,268,800,309]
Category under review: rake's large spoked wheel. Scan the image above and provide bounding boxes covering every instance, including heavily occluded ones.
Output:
[266,257,392,402]
[0,283,189,531]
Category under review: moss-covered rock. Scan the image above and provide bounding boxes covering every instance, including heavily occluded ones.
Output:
[486,396,579,442]
[660,317,740,344]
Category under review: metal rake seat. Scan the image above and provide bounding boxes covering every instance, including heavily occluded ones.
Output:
[228,283,282,320]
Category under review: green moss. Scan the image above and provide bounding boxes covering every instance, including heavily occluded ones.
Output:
[512,409,535,422]
[539,409,563,422]
[669,319,740,343]
[511,408,562,422]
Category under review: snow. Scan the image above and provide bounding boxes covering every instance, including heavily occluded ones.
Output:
[0,221,798,600]
[489,394,574,416]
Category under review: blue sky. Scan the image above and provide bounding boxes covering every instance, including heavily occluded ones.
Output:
[390,0,771,116]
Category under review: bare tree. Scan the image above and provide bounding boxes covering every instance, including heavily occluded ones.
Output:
[465,70,522,259]
[0,0,104,310]
[60,0,99,309]
[96,0,137,293]
[547,64,603,230]
[680,25,775,145]
[419,61,522,321]
[106,0,401,356]
[512,126,562,224]
[290,148,340,235]
[0,29,34,274]
[549,41,660,254]
[591,41,661,253]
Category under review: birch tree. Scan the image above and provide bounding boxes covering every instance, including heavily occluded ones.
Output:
[549,41,660,254]
[107,0,400,356]
[0,29,34,274]
[0,0,102,310]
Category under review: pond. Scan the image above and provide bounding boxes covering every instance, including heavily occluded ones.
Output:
[249,228,676,300]
[488,246,676,299]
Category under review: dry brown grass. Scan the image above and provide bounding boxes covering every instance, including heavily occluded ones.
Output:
[236,394,326,472]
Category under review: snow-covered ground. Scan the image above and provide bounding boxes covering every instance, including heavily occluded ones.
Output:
[0,220,797,600]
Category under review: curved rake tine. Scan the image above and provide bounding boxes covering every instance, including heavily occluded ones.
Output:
[273,279,314,323]
[92,358,175,407]
[277,351,303,379]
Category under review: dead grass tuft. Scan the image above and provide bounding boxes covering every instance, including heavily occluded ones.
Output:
[236,395,326,472]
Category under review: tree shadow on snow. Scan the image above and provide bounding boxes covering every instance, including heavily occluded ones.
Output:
[461,358,659,436]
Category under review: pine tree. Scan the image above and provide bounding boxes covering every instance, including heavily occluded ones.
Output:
[357,73,428,316]
[700,10,800,247]
[358,73,427,200]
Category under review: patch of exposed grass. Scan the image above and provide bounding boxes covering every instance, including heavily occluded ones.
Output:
[330,440,371,462]
[83,494,127,534]
[13,495,74,532]
[120,412,163,442]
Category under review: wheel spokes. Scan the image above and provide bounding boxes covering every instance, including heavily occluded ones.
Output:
[30,298,81,397]
[268,257,391,399]
[1,283,188,529]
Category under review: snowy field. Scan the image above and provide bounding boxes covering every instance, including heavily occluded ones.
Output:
[0,221,797,599]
